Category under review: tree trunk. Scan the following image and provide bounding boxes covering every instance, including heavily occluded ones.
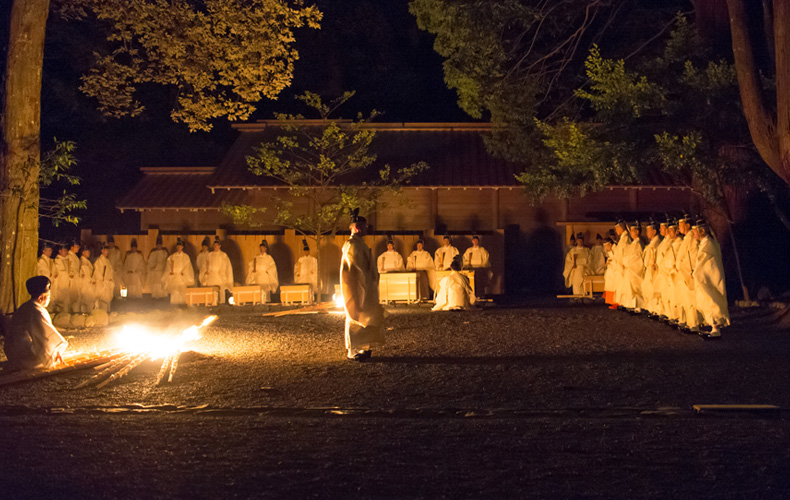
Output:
[0,0,50,314]
[774,0,790,185]
[725,0,786,182]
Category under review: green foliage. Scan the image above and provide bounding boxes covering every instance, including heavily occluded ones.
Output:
[220,202,266,228]
[226,91,427,236]
[39,140,87,226]
[574,45,665,119]
[531,15,767,222]
[521,119,634,199]
[60,0,322,132]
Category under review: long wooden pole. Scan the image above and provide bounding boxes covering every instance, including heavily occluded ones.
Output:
[74,354,133,389]
[95,353,149,390]
[0,352,120,387]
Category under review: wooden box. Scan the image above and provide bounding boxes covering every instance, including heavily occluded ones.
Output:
[435,270,475,294]
[379,272,419,304]
[583,275,606,297]
[281,284,313,305]
[185,286,218,306]
[232,285,263,305]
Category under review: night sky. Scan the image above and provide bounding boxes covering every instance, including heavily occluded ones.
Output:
[23,0,465,236]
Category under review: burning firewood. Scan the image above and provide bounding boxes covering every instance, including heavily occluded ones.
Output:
[74,315,217,390]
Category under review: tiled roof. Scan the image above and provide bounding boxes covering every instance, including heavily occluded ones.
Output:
[116,167,247,210]
[117,122,689,210]
[207,122,521,189]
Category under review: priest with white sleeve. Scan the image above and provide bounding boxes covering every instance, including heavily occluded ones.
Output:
[294,239,318,301]
[562,232,591,296]
[78,247,96,314]
[123,238,146,298]
[203,236,234,303]
[377,239,405,273]
[147,235,168,299]
[612,220,631,308]
[36,243,54,280]
[675,214,700,333]
[66,241,81,313]
[407,239,436,299]
[4,277,68,371]
[692,219,729,339]
[653,219,672,320]
[52,245,70,313]
[106,235,124,298]
[589,234,606,275]
[641,220,662,317]
[341,209,385,362]
[621,220,645,313]
[163,238,195,304]
[93,243,115,312]
[434,235,459,271]
[433,257,476,311]
[463,235,491,296]
[196,236,211,286]
[247,239,279,302]
[602,237,617,308]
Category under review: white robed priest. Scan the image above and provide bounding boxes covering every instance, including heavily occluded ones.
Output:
[463,235,491,296]
[434,235,459,271]
[621,220,645,312]
[340,209,385,362]
[603,237,617,307]
[147,235,168,298]
[562,232,591,296]
[4,276,68,371]
[612,220,631,307]
[247,239,279,302]
[377,239,405,273]
[294,239,318,301]
[52,245,70,313]
[78,247,96,314]
[106,235,124,298]
[195,236,211,286]
[692,219,729,338]
[66,241,81,313]
[163,238,195,304]
[407,238,436,299]
[93,243,115,312]
[589,234,606,275]
[675,214,700,333]
[641,220,662,316]
[36,243,54,280]
[203,236,234,303]
[123,238,146,298]
[36,243,55,311]
[433,257,476,311]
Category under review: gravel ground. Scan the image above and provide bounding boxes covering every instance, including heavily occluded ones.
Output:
[0,298,788,499]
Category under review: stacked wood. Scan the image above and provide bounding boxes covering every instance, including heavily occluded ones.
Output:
[0,351,121,387]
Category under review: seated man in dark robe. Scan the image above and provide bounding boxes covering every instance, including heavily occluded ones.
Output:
[4,276,68,371]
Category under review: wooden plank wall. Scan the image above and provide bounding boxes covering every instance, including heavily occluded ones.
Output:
[82,229,505,295]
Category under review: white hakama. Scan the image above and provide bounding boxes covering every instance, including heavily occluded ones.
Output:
[247,253,279,301]
[163,251,196,304]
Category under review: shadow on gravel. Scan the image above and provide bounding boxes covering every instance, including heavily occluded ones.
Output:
[367,348,788,366]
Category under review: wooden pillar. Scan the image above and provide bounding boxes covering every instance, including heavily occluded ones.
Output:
[492,188,500,229]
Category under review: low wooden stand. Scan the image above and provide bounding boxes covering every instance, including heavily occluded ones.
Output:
[379,272,419,304]
[185,286,219,306]
[232,285,264,305]
[281,284,313,305]
[583,275,605,298]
